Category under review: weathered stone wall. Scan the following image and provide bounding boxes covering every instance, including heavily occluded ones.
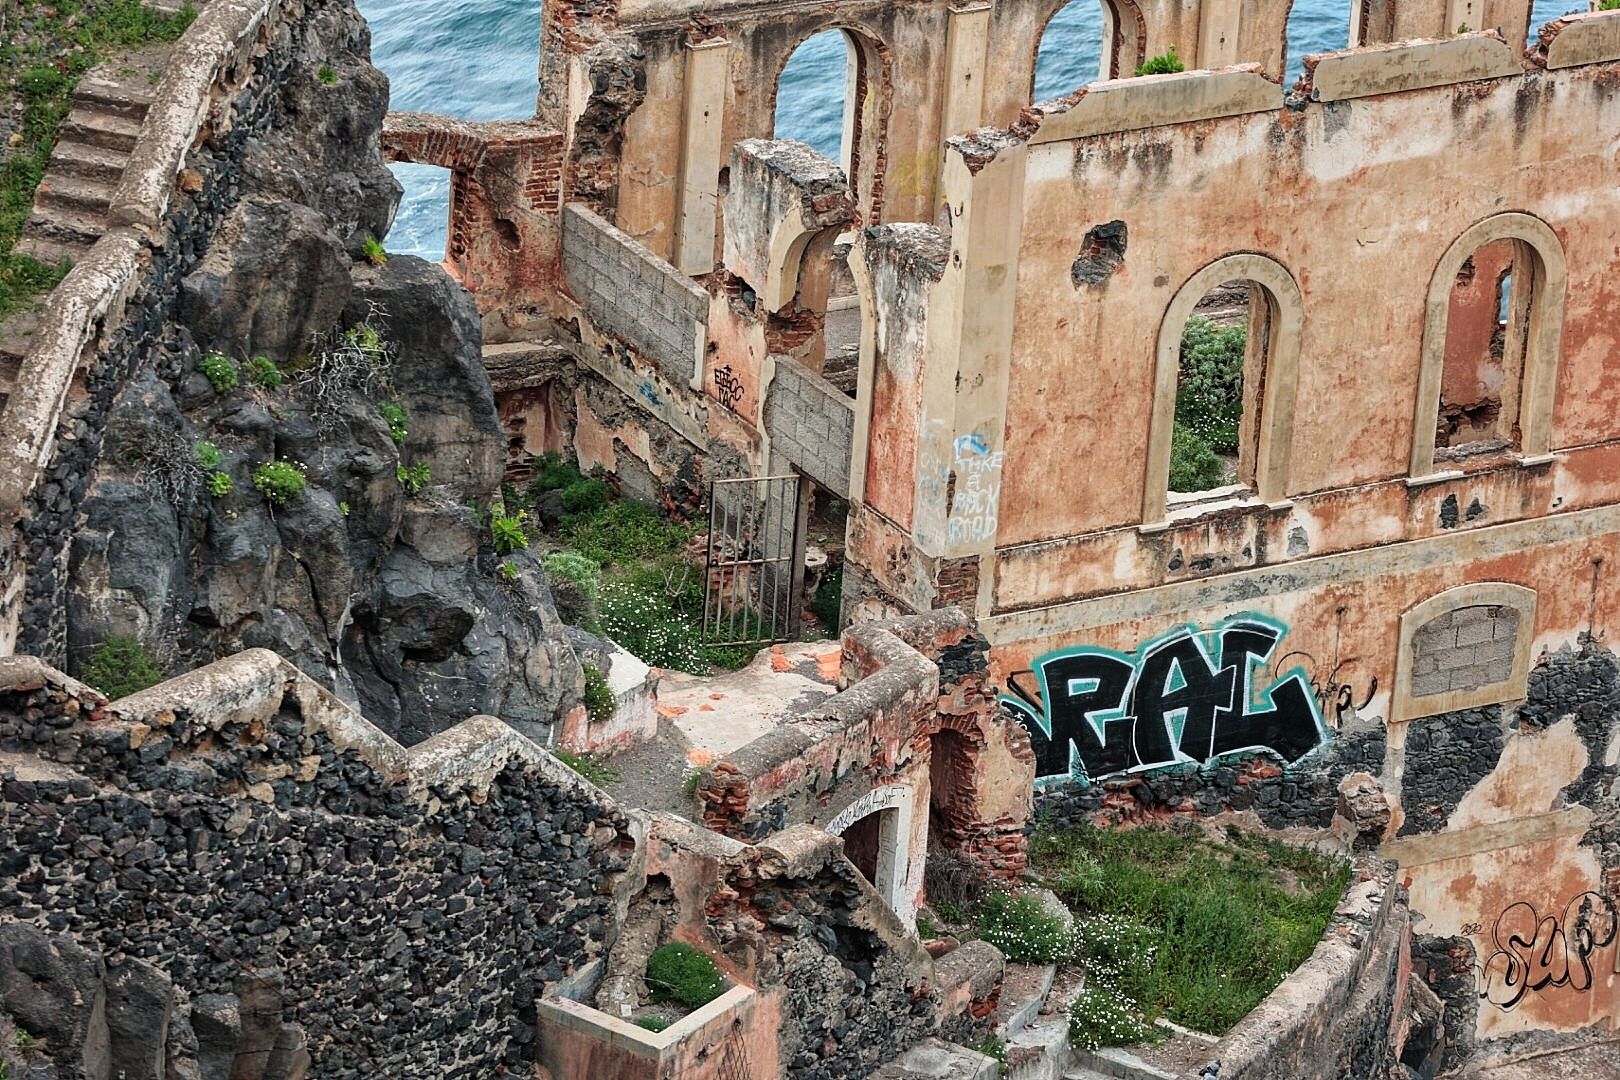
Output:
[0,652,639,1076]
[765,354,856,498]
[562,203,709,379]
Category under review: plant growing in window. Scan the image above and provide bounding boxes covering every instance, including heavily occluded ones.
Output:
[1134,46,1185,75]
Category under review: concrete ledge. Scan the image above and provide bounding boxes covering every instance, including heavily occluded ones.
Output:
[1305,33,1521,103]
[112,0,277,230]
[1544,10,1620,69]
[537,984,755,1062]
[1028,65,1279,146]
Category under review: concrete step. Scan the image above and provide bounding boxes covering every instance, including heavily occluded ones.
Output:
[35,175,116,217]
[73,76,153,122]
[1070,1047,1177,1080]
[12,233,90,268]
[60,107,142,153]
[23,202,106,249]
[50,140,132,184]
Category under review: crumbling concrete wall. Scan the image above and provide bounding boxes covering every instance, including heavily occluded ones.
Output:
[0,652,640,1076]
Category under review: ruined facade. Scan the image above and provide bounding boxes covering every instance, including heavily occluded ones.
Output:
[367,0,1620,1067]
[0,0,1617,1070]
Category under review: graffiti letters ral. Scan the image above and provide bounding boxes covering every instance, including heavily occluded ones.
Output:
[1001,615,1329,784]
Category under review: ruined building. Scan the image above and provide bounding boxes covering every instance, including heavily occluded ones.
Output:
[0,0,1617,1073]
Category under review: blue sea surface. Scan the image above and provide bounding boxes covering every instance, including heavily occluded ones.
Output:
[359,0,1586,261]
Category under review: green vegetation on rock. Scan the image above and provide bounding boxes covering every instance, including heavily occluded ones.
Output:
[582,663,616,724]
[252,460,307,505]
[976,890,1078,965]
[554,749,618,787]
[198,354,240,394]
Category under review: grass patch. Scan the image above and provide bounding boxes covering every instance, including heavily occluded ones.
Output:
[555,749,618,787]
[1032,823,1350,1036]
[1,0,197,322]
[520,453,774,675]
[645,942,725,1010]
[633,1016,670,1033]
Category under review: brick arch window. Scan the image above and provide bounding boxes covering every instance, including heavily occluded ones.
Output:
[1142,252,1304,526]
[1391,583,1537,722]
[769,26,890,220]
[1411,213,1566,480]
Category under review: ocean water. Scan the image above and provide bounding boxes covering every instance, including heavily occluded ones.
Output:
[359,0,1586,261]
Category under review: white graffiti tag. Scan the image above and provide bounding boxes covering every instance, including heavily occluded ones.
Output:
[946,433,1003,546]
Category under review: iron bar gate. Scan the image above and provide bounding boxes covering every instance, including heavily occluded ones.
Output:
[702,474,807,646]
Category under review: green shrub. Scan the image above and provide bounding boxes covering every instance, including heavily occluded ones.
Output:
[809,566,843,629]
[529,452,587,494]
[561,477,613,517]
[633,1016,670,1033]
[1176,316,1247,454]
[246,356,283,389]
[1135,46,1185,75]
[81,636,163,700]
[916,913,937,940]
[555,749,618,786]
[1168,427,1224,493]
[378,402,408,444]
[207,472,233,498]
[317,64,339,85]
[362,235,388,266]
[397,462,431,494]
[645,943,726,1010]
[563,499,691,568]
[977,890,1078,965]
[194,441,222,469]
[490,508,529,555]
[1068,985,1152,1051]
[252,460,308,505]
[583,663,617,724]
[198,354,239,393]
[1603,0,1620,10]
[541,552,602,629]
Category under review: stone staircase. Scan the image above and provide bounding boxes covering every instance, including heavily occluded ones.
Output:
[13,73,153,270]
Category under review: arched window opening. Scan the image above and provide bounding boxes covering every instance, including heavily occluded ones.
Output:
[1286,0,1353,84]
[1146,254,1302,524]
[1527,0,1581,47]
[1436,238,1533,458]
[1033,0,1109,101]
[1168,282,1272,501]
[775,30,855,171]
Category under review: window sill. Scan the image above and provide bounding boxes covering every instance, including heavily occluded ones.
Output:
[1407,451,1558,487]
[1140,490,1292,534]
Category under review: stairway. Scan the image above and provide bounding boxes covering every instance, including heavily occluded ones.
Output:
[13,74,154,269]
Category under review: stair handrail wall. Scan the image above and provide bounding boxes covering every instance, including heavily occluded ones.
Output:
[0,0,281,654]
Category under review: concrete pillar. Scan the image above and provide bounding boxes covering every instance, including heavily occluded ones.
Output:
[675,38,730,275]
[1446,0,1484,32]
[912,139,1027,616]
[1198,0,1243,69]
[941,4,992,144]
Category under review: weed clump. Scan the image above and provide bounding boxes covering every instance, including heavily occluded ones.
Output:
[81,636,163,700]
[976,890,1078,965]
[252,460,307,506]
[645,943,725,1010]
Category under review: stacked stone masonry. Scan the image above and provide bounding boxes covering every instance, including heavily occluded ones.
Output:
[562,203,708,375]
[766,355,857,498]
[1409,605,1520,698]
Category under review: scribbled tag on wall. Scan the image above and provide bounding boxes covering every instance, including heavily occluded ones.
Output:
[1001,614,1329,784]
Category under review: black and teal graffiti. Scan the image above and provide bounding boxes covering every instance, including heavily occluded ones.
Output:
[1001,614,1329,784]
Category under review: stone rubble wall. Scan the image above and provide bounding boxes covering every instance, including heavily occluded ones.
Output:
[0,652,640,1076]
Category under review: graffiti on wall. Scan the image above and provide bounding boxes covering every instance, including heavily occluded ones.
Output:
[945,433,1003,546]
[1001,614,1329,783]
[1477,892,1618,1010]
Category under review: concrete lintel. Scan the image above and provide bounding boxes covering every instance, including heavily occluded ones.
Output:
[1380,807,1593,867]
[1028,65,1278,146]
[1307,33,1521,103]
[1545,10,1620,69]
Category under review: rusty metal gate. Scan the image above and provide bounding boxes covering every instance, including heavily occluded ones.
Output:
[702,474,806,646]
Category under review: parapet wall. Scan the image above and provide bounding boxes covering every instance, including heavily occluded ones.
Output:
[0,0,324,660]
[0,651,640,1075]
